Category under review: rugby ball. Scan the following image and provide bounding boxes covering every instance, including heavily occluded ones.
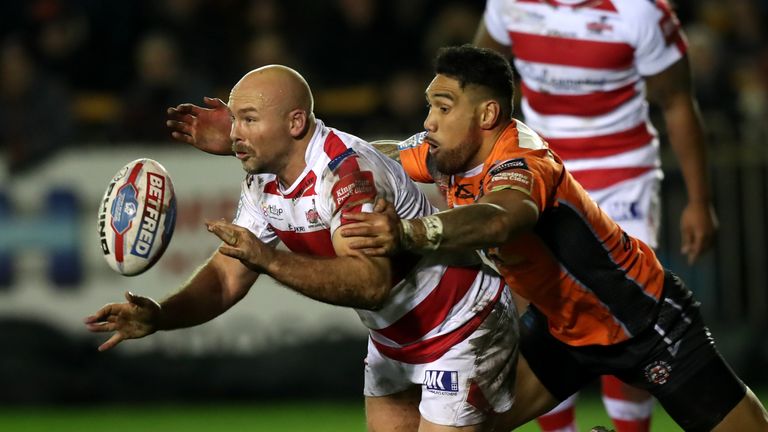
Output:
[97,158,177,276]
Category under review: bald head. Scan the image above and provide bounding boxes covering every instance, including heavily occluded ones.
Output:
[229,65,314,116]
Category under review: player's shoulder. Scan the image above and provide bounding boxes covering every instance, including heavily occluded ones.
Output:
[318,127,402,189]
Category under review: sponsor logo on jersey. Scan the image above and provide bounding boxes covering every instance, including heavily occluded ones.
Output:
[607,200,642,222]
[424,370,459,395]
[587,16,614,34]
[487,169,534,195]
[328,148,357,172]
[305,207,319,225]
[131,172,165,258]
[488,158,529,176]
[644,360,672,385]
[262,203,284,219]
[332,171,376,210]
[453,183,475,200]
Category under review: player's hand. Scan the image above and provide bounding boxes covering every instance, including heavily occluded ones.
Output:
[166,97,233,155]
[83,291,161,352]
[206,219,274,272]
[680,201,718,264]
[340,198,402,256]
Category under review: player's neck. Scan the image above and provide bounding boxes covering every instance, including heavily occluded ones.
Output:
[277,120,317,187]
[467,122,511,169]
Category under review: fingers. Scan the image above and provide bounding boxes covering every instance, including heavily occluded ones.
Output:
[340,224,377,238]
[347,238,387,250]
[206,220,240,245]
[98,333,126,352]
[685,235,707,265]
[170,131,194,145]
[204,96,226,108]
[168,103,202,116]
[126,291,160,310]
[84,317,117,333]
[358,247,389,257]
[218,245,245,260]
[166,118,195,133]
[373,198,387,213]
[342,212,368,222]
[83,304,117,325]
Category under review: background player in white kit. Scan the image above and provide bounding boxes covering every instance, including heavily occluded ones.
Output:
[85,65,518,432]
[474,1,718,431]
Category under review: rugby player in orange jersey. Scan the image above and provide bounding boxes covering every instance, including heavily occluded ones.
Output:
[340,45,768,431]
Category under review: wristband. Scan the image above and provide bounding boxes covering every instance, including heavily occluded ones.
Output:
[421,215,444,250]
[400,219,415,251]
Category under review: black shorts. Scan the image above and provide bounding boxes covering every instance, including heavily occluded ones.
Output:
[520,270,746,432]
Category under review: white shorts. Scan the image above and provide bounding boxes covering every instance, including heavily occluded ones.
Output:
[363,288,518,427]
[587,171,661,248]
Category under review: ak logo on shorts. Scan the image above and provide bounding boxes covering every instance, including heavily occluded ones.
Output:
[424,370,459,395]
[644,360,672,385]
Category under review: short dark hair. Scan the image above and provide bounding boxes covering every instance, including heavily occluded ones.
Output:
[434,44,515,118]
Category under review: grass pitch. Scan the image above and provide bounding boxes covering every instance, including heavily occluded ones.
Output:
[0,393,690,431]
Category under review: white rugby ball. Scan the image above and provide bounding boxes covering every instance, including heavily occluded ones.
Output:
[97,158,177,276]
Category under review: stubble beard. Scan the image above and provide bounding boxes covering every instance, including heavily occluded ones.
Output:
[434,128,481,174]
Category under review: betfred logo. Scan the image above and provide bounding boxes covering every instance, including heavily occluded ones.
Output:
[131,173,164,258]
[424,370,459,394]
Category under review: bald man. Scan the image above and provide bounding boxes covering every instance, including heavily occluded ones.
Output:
[85,65,520,431]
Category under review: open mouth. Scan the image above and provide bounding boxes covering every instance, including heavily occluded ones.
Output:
[234,146,250,160]
[424,136,439,153]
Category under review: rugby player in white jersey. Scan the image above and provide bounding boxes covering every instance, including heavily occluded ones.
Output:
[474,1,718,430]
[85,65,518,432]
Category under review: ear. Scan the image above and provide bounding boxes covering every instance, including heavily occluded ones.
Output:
[479,100,501,130]
[287,109,308,138]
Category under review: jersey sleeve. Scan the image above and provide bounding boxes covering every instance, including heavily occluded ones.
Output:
[482,152,557,214]
[232,176,280,246]
[316,148,398,236]
[398,132,436,184]
[483,0,513,46]
[629,0,687,76]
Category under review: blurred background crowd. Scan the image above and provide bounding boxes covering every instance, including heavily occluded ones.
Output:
[1,0,767,410]
[1,0,764,174]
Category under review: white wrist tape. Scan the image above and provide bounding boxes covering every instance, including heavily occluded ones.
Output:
[420,215,444,250]
[399,219,415,251]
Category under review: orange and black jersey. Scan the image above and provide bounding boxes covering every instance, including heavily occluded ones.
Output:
[398,121,666,347]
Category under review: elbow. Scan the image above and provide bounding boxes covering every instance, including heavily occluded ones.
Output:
[486,212,518,245]
[359,280,390,311]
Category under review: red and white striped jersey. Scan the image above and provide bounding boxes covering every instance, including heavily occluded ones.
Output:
[483,0,687,190]
[232,120,506,363]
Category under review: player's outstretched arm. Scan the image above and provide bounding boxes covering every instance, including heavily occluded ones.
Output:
[84,291,161,351]
[166,97,234,155]
[84,251,259,351]
[645,57,718,264]
[342,189,539,255]
[207,219,393,310]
